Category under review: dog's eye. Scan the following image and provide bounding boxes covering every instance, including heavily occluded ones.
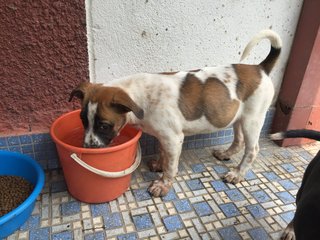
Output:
[99,123,112,130]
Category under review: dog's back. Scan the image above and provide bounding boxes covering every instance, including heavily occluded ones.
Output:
[271,129,320,239]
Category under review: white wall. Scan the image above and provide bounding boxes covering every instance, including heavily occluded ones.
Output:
[86,0,303,101]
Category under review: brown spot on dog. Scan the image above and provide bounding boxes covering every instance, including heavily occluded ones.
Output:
[179,74,203,120]
[233,64,261,101]
[179,75,239,128]
[203,78,240,128]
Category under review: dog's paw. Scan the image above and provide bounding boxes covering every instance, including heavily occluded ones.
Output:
[148,180,170,197]
[281,222,295,240]
[223,170,244,184]
[147,159,163,172]
[212,150,230,161]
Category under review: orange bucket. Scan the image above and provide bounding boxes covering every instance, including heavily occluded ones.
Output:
[50,110,142,203]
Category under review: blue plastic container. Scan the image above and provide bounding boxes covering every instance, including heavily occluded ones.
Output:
[0,151,45,238]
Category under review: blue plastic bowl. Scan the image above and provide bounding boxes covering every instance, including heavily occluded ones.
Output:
[0,151,45,238]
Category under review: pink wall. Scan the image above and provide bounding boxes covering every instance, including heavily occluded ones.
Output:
[272,0,320,146]
[0,0,88,136]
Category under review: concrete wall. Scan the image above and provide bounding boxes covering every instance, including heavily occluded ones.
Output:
[88,0,302,102]
[0,0,88,135]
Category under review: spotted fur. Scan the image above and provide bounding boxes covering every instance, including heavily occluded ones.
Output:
[70,29,282,197]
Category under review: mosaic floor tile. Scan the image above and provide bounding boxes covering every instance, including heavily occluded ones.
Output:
[226,189,246,202]
[173,199,192,213]
[5,138,320,240]
[220,203,241,218]
[132,214,153,230]
[246,204,269,219]
[218,226,242,240]
[163,215,184,232]
[193,201,214,217]
[248,227,269,240]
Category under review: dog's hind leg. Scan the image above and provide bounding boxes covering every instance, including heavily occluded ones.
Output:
[223,115,264,184]
[148,133,184,197]
[212,120,244,160]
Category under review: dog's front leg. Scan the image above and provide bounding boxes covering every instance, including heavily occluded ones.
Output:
[148,134,183,197]
[148,144,165,172]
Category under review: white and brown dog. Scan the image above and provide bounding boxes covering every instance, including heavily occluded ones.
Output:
[69,29,282,197]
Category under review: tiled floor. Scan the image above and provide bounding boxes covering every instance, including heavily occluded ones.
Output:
[5,138,319,240]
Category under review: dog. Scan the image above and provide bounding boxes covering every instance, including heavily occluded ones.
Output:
[69,29,282,197]
[270,129,320,240]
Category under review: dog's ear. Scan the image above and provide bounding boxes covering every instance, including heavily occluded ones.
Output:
[69,82,92,102]
[111,90,144,119]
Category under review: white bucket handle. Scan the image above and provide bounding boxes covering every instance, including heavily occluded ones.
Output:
[70,144,141,178]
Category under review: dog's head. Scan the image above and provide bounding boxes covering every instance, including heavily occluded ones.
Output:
[69,82,144,148]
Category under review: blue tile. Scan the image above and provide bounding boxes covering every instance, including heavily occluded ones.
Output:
[141,171,159,181]
[117,233,138,240]
[218,226,241,240]
[278,179,298,191]
[7,136,20,146]
[90,203,110,217]
[195,134,204,140]
[279,150,293,158]
[191,163,206,173]
[19,135,32,144]
[276,191,295,204]
[21,144,33,153]
[85,231,106,240]
[52,231,73,240]
[187,141,195,149]
[218,131,224,137]
[162,188,177,201]
[193,202,214,217]
[245,170,257,180]
[281,163,297,173]
[51,180,67,193]
[280,211,295,224]
[225,129,233,136]
[248,227,269,240]
[20,215,40,230]
[133,188,152,201]
[210,180,229,192]
[220,203,240,217]
[225,189,245,201]
[186,179,204,191]
[32,133,51,143]
[298,151,313,161]
[103,212,123,229]
[29,227,50,240]
[251,190,271,203]
[210,132,218,138]
[195,140,204,149]
[262,171,280,181]
[48,158,60,169]
[204,139,211,147]
[9,146,22,153]
[61,201,81,216]
[163,215,183,232]
[173,199,192,213]
[132,214,153,230]
[213,165,229,174]
[246,204,268,219]
[0,137,7,147]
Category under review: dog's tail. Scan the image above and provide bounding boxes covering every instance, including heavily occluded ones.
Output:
[270,129,320,142]
[240,29,282,75]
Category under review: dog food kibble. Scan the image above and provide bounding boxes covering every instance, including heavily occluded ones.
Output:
[0,176,34,217]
